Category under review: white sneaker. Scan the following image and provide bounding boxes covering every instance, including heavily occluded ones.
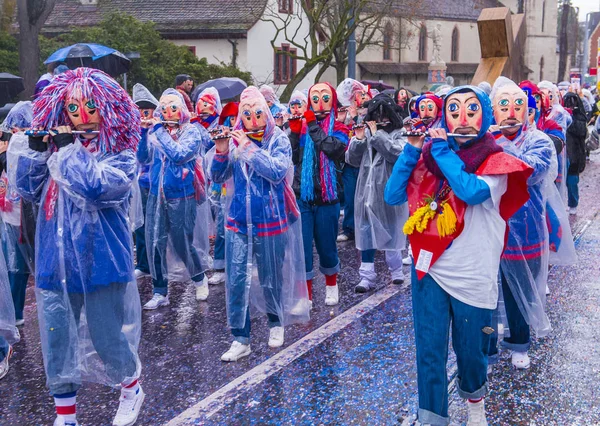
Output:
[134,269,149,279]
[545,284,550,295]
[336,233,349,242]
[487,363,493,375]
[195,277,209,301]
[402,256,412,265]
[221,341,251,362]
[466,398,488,426]
[0,345,13,380]
[113,385,145,426]
[511,351,531,369]
[208,271,225,285]
[268,326,285,348]
[325,284,339,306]
[569,207,578,215]
[354,279,371,293]
[15,318,25,327]
[289,299,309,316]
[392,269,405,285]
[143,293,169,310]
[54,416,79,426]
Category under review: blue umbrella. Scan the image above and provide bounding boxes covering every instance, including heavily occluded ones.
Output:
[45,43,131,77]
[192,77,248,103]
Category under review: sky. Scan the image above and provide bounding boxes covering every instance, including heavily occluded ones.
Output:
[571,0,600,21]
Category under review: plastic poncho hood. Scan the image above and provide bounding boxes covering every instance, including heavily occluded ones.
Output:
[196,87,223,116]
[155,88,191,126]
[132,83,159,110]
[1,101,33,131]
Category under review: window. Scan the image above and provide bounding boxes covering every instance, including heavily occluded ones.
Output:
[418,24,427,61]
[279,0,293,13]
[451,26,459,62]
[541,1,546,32]
[383,23,393,61]
[186,45,196,56]
[274,44,297,84]
[539,56,545,81]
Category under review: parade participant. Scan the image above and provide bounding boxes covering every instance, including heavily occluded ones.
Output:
[0,242,18,380]
[490,76,555,369]
[138,88,211,308]
[175,74,194,113]
[394,87,411,119]
[563,92,588,215]
[538,81,572,133]
[207,86,309,361]
[131,84,159,279]
[259,85,286,116]
[336,78,371,242]
[288,90,308,120]
[289,82,349,306]
[10,68,144,426]
[413,92,443,130]
[385,85,532,426]
[0,101,36,327]
[345,94,408,293]
[194,87,222,133]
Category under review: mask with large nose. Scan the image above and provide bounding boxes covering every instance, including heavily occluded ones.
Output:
[309,83,334,120]
[492,86,528,137]
[66,97,101,139]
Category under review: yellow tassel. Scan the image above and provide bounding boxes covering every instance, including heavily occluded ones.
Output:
[436,202,457,237]
[403,205,430,235]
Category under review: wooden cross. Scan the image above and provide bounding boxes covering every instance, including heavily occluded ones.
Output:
[471,7,527,86]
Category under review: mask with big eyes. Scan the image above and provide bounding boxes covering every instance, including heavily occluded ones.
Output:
[492,87,527,135]
[139,108,155,119]
[66,98,101,139]
[445,92,482,143]
[419,99,439,122]
[159,94,182,124]
[198,96,216,117]
[310,83,333,118]
[240,100,267,131]
[289,100,307,116]
[353,90,371,109]
[397,90,408,106]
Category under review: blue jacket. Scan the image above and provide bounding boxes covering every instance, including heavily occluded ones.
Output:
[137,123,203,200]
[14,136,136,293]
[138,163,150,188]
[209,127,292,236]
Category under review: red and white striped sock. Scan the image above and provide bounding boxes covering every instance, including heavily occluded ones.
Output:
[122,378,140,396]
[54,392,77,424]
[306,279,313,300]
[325,273,337,287]
[468,397,483,404]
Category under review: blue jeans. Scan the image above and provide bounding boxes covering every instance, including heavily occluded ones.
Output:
[341,166,359,236]
[226,231,284,343]
[498,258,541,352]
[134,185,150,273]
[211,192,226,271]
[10,272,29,321]
[41,283,138,395]
[412,267,492,425]
[567,173,579,208]
[147,195,205,295]
[0,335,8,361]
[361,249,376,263]
[298,200,341,280]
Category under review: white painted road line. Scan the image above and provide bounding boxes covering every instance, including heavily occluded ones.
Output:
[165,284,403,425]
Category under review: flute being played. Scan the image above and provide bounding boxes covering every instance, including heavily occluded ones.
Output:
[25,129,100,136]
[141,119,179,125]
[400,130,479,139]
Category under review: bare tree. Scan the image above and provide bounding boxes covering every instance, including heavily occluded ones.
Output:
[16,0,57,98]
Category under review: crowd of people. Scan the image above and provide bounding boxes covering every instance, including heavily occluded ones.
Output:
[0,66,591,426]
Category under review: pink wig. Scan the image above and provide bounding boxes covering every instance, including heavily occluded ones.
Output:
[32,67,141,154]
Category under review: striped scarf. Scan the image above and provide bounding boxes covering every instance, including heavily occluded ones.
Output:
[300,116,337,203]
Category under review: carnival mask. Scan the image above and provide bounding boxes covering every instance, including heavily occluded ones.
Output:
[445,92,482,143]
[289,100,307,116]
[66,97,101,139]
[353,90,371,108]
[310,83,333,119]
[199,95,217,118]
[419,99,439,123]
[139,108,155,120]
[397,89,408,105]
[240,100,267,131]
[159,94,182,125]
[492,87,527,136]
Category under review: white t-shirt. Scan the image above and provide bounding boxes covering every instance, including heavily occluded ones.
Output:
[427,174,508,310]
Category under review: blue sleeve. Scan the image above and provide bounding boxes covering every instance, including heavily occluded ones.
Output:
[136,128,152,164]
[384,143,421,205]
[430,138,491,205]
[151,124,200,165]
[238,133,291,185]
[209,144,234,183]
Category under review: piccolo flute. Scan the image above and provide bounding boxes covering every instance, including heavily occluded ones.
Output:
[288,115,304,120]
[352,122,390,129]
[141,120,179,125]
[211,130,265,140]
[401,130,478,138]
[25,129,99,136]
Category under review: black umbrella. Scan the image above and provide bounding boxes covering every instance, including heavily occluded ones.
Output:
[45,43,131,77]
[0,73,24,107]
[192,77,248,103]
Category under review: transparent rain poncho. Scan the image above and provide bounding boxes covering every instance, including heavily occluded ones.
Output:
[346,127,408,251]
[259,85,286,116]
[197,87,223,117]
[138,88,211,282]
[206,86,310,329]
[336,78,368,108]
[1,102,36,275]
[495,125,555,337]
[0,241,19,347]
[8,67,143,390]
